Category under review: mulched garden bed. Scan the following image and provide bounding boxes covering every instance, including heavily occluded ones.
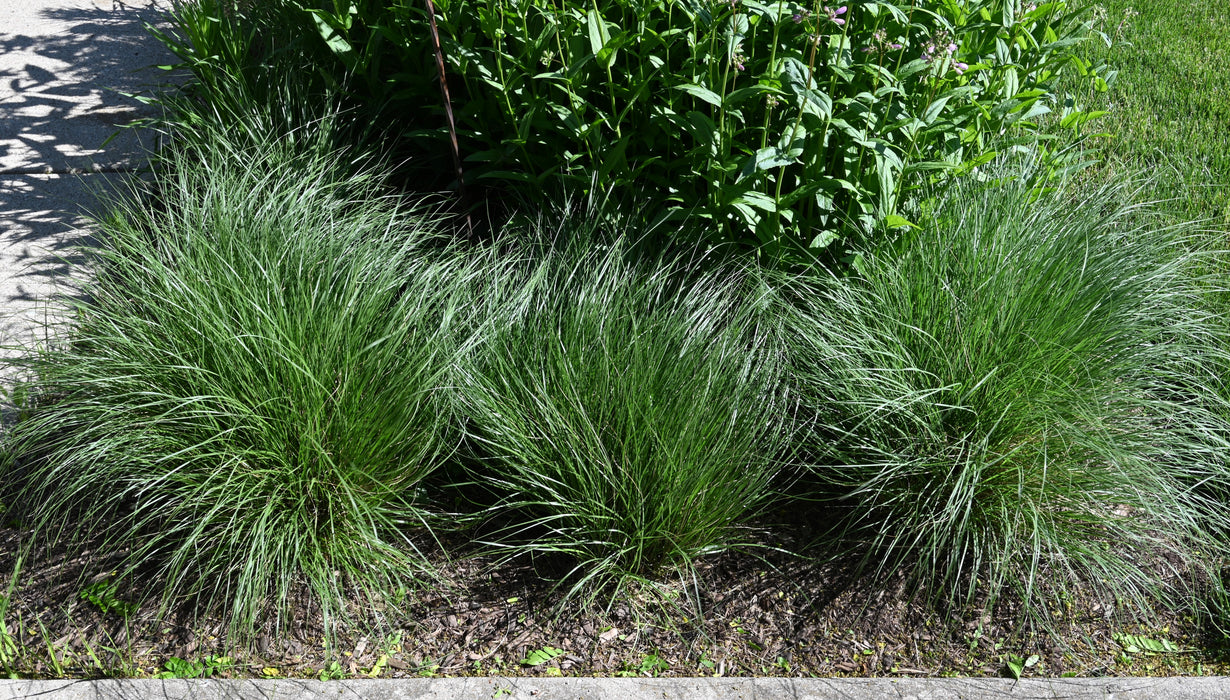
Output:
[1,511,1226,680]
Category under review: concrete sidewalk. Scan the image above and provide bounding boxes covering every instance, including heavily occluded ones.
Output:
[4,677,1230,700]
[0,0,169,367]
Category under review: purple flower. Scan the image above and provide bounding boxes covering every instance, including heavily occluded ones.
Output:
[824,5,847,25]
[921,30,958,66]
[862,28,905,56]
[953,61,968,74]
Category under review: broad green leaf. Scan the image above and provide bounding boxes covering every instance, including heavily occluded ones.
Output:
[307,11,354,57]
[684,110,718,144]
[1013,101,1052,125]
[876,1,910,23]
[810,229,839,249]
[741,0,790,23]
[676,83,724,107]
[858,138,903,171]
[897,59,931,80]
[921,95,951,125]
[995,37,1011,66]
[903,159,955,175]
[587,7,611,58]
[476,170,541,184]
[1059,110,1107,129]
[1003,66,1019,99]
[730,201,761,227]
[595,137,631,184]
[674,0,713,26]
[738,191,777,212]
[597,45,618,68]
[1005,657,1023,680]
[950,150,998,176]
[781,59,832,117]
[532,70,567,82]
[723,85,776,108]
[728,13,749,43]
[739,130,805,180]
[883,214,918,229]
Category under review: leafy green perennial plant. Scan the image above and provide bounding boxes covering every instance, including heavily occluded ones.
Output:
[299,0,1110,260]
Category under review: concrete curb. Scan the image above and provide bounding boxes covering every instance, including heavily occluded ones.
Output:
[3,678,1230,700]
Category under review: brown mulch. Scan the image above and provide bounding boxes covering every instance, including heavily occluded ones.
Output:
[1,513,1227,680]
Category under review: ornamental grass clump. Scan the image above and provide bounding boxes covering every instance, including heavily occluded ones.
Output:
[1,136,483,636]
[455,225,795,599]
[784,163,1230,621]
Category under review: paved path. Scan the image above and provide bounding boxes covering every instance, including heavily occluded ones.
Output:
[0,0,169,376]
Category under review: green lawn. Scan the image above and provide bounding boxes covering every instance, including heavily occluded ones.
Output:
[1087,0,1230,228]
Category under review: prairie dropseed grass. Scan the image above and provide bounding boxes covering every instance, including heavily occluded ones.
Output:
[783,164,1230,623]
[1,133,483,638]
[454,223,795,602]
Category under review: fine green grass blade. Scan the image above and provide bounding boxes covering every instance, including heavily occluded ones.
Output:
[2,127,483,640]
[784,157,1230,624]
[454,217,796,604]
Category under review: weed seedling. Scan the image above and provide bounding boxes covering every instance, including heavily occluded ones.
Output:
[619,652,669,677]
[78,579,137,619]
[521,646,564,667]
[1003,653,1040,680]
[156,654,231,679]
[365,655,388,678]
[317,660,345,681]
[1114,633,1192,655]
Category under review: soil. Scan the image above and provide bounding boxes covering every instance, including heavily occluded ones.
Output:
[2,511,1227,680]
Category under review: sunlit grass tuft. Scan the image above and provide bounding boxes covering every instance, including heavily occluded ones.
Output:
[1,134,483,637]
[454,223,796,601]
[784,164,1230,622]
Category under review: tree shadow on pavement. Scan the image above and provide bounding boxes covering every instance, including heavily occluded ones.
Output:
[0,0,175,174]
[0,0,175,408]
